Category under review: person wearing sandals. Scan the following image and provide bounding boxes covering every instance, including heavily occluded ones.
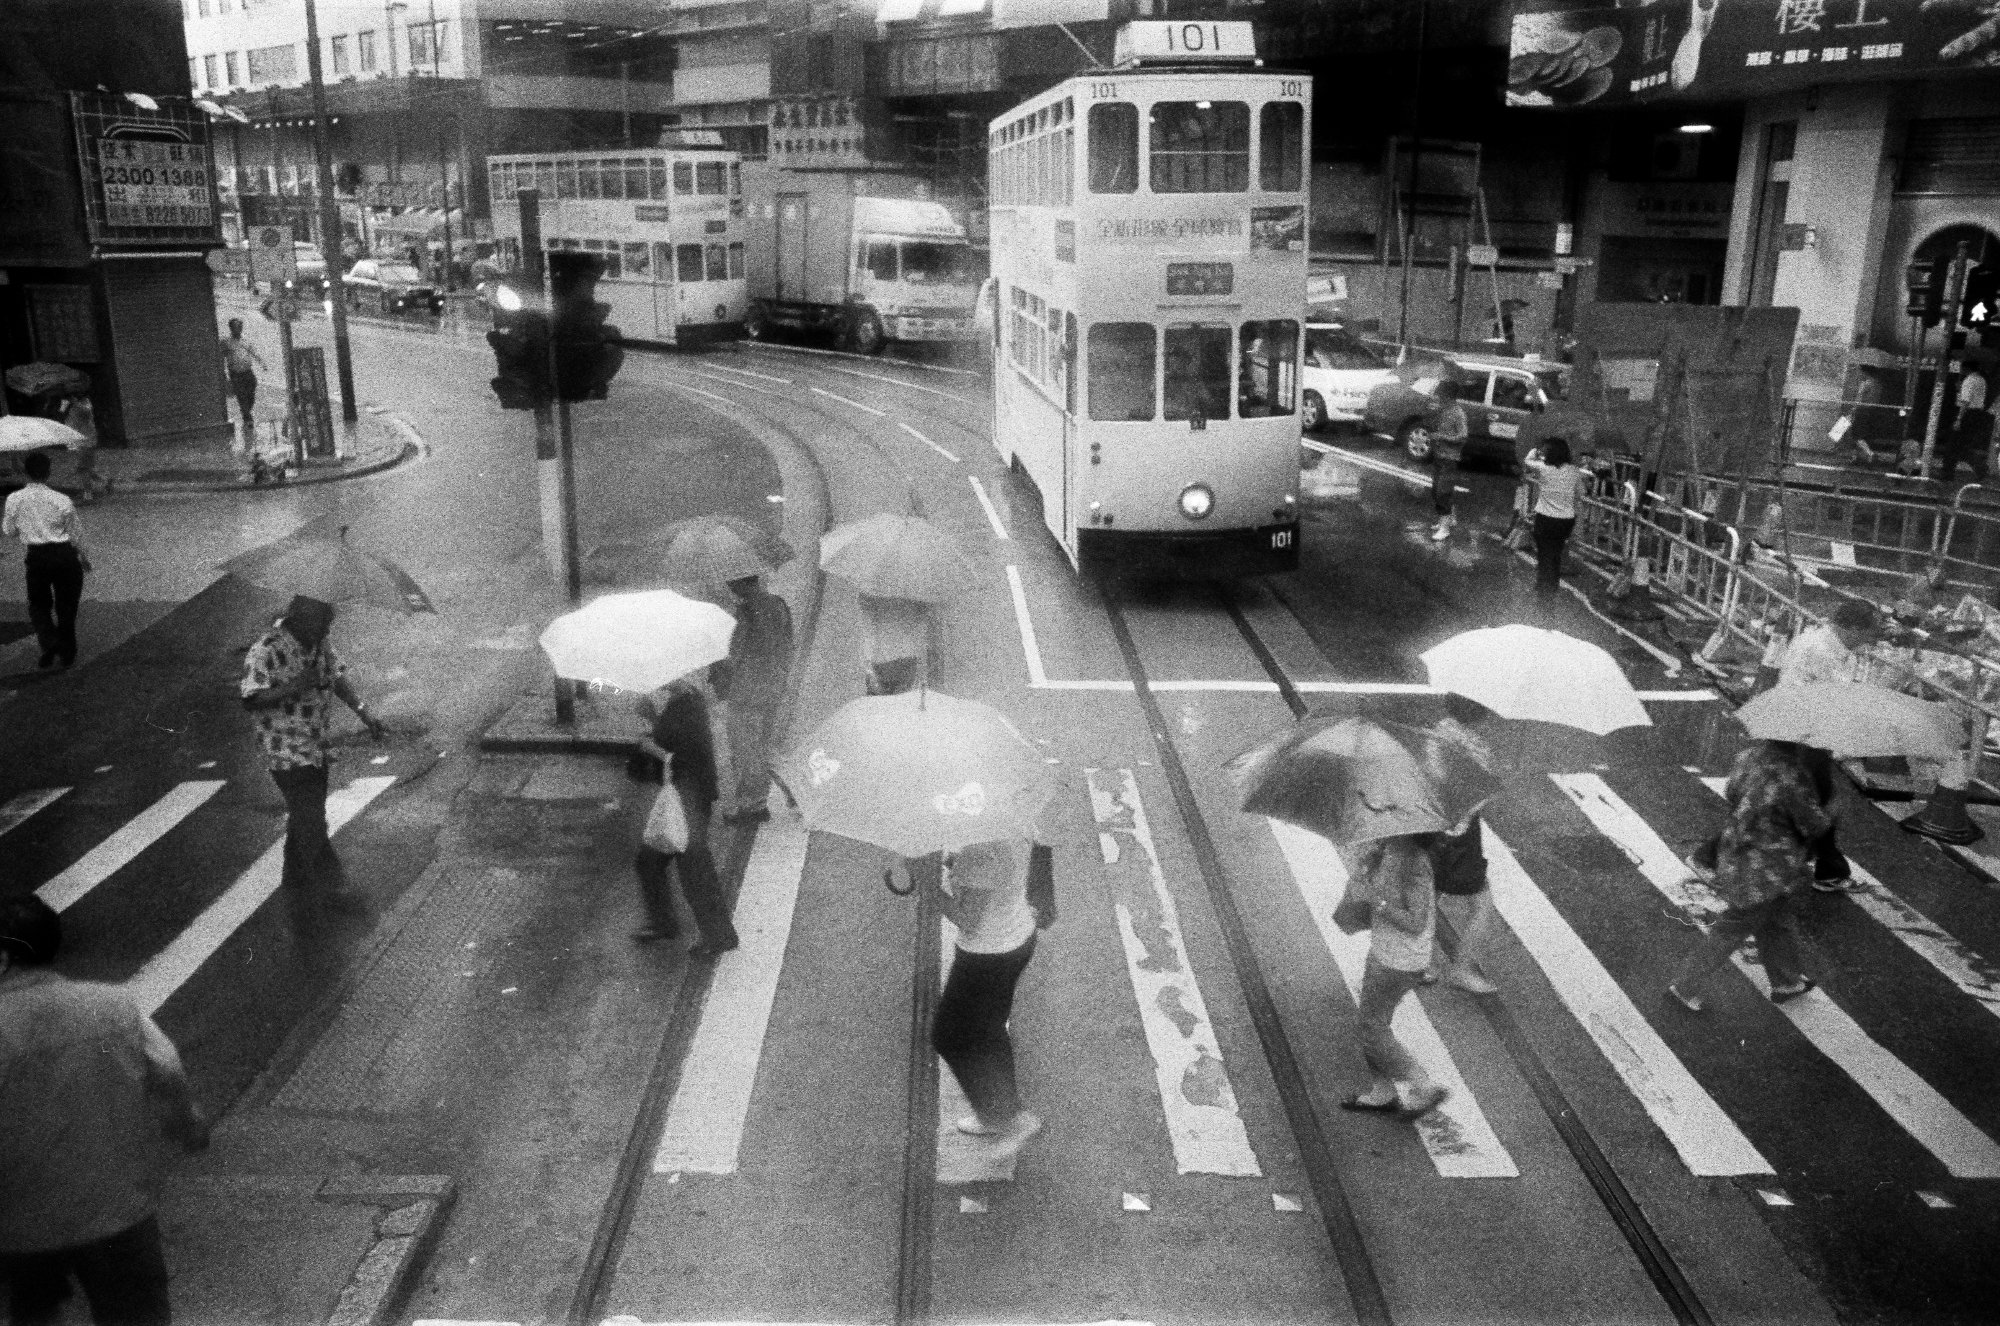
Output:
[1341,835,1450,1118]
[632,677,740,958]
[1668,740,1832,1012]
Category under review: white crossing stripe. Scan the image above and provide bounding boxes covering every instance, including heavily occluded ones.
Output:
[1266,819,1518,1178]
[126,778,394,1017]
[36,781,226,914]
[1555,773,2000,1179]
[1698,780,2000,1017]
[0,787,70,837]
[1087,769,1262,1177]
[1481,829,1771,1175]
[652,821,808,1175]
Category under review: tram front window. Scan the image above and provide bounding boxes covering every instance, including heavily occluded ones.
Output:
[1088,103,1139,194]
[902,241,974,284]
[1238,319,1299,418]
[1151,102,1249,194]
[1163,324,1232,421]
[1088,323,1156,421]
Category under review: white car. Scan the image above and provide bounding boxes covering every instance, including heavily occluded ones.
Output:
[1300,323,1394,430]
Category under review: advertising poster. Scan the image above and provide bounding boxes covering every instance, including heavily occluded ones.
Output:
[1506,1,2000,108]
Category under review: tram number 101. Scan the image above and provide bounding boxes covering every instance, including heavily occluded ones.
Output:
[1271,529,1294,550]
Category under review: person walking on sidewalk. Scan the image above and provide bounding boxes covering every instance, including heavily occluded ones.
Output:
[630,677,739,957]
[1340,834,1450,1119]
[1523,438,1588,596]
[0,895,210,1326]
[1668,741,1832,1013]
[239,596,385,914]
[1938,358,1993,487]
[714,574,793,823]
[3,451,91,670]
[219,318,267,441]
[931,837,1051,1160]
[1776,600,1884,892]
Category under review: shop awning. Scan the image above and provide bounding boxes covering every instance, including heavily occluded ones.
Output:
[368,208,461,237]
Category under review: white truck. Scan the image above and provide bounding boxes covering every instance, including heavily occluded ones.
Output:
[741,165,980,355]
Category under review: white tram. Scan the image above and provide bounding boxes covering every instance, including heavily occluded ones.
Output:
[987,21,1308,576]
[487,144,747,346]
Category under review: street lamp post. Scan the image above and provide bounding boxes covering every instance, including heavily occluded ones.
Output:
[304,0,360,425]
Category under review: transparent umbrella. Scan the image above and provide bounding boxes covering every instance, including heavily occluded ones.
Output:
[1227,715,1502,848]
[820,514,979,603]
[224,526,434,615]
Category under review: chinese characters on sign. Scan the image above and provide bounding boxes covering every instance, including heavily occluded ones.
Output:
[767,96,875,169]
[97,139,213,229]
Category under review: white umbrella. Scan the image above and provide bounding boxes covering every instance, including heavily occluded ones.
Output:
[1420,624,1652,736]
[0,417,86,453]
[538,589,736,694]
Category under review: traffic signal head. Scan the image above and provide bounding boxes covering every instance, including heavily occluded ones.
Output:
[486,289,551,410]
[1907,261,1943,326]
[1963,263,1999,330]
[548,251,625,402]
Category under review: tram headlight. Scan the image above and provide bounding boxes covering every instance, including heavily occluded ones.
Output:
[1178,483,1215,521]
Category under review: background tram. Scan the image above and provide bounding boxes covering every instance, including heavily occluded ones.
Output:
[986,20,1309,577]
[488,146,747,347]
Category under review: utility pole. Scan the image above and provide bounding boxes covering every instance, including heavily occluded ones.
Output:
[304,0,360,425]
[1397,0,1428,352]
[1918,242,1974,477]
[518,190,582,725]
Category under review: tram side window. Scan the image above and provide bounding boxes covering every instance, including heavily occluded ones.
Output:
[1064,312,1078,413]
[533,163,555,197]
[624,243,650,278]
[677,244,704,282]
[654,243,674,279]
[578,161,602,200]
[598,161,622,200]
[556,160,578,199]
[1258,103,1304,192]
[1087,323,1155,422]
[696,162,728,195]
[1237,319,1299,418]
[1060,127,1074,204]
[865,239,898,281]
[1151,102,1249,194]
[1088,103,1138,194]
[674,163,694,196]
[727,242,744,278]
[1162,324,1232,421]
[625,159,649,200]
[649,161,669,199]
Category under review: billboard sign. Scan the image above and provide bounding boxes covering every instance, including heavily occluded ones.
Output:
[97,140,213,229]
[1506,1,2000,108]
[69,92,222,246]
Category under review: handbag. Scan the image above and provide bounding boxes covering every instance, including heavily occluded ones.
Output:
[642,780,690,854]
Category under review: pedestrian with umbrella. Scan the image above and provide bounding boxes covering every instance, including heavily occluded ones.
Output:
[1668,740,1833,1012]
[631,676,739,956]
[2,450,91,671]
[712,574,794,823]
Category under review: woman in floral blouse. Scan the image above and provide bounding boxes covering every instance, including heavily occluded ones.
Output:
[1668,741,1833,1012]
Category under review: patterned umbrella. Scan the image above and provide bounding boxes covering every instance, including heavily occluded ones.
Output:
[538,589,736,694]
[0,417,85,453]
[1227,716,1502,848]
[819,514,979,603]
[225,526,434,614]
[777,690,1058,856]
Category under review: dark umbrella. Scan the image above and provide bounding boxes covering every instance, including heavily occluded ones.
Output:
[5,362,91,399]
[1226,716,1501,847]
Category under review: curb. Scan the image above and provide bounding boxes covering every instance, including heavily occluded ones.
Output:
[320,1175,457,1326]
[103,425,420,497]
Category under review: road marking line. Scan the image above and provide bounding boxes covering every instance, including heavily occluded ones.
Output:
[684,370,789,399]
[700,362,793,385]
[809,386,886,416]
[1559,772,2000,1178]
[36,781,226,914]
[670,382,735,405]
[900,420,960,463]
[1089,769,1262,1176]
[1481,828,1771,1175]
[1304,439,1431,489]
[968,475,1008,538]
[743,339,982,376]
[828,364,980,407]
[0,787,70,838]
[652,820,807,1175]
[1266,819,1518,1178]
[127,777,394,1017]
[1005,565,1048,687]
[1702,781,2000,1017]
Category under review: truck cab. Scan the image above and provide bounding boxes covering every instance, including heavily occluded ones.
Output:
[847,198,980,353]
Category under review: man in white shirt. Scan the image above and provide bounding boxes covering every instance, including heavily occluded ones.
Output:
[1777,599,1879,688]
[1939,359,1993,486]
[2,451,90,669]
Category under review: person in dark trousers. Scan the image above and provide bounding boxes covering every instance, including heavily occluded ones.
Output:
[219,318,266,437]
[3,451,90,669]
[1425,384,1470,542]
[1523,437,1587,595]
[239,597,385,914]
[633,676,739,956]
[0,895,210,1326]
[1938,358,1992,487]
[715,575,794,823]
[929,837,1050,1159]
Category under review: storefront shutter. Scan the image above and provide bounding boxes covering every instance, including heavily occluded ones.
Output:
[1898,118,2000,196]
[101,257,229,446]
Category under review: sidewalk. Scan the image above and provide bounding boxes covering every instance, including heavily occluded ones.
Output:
[73,407,418,497]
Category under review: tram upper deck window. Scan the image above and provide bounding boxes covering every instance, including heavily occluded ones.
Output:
[556,159,578,199]
[1088,103,1139,194]
[1163,324,1233,420]
[1151,102,1248,194]
[674,163,694,196]
[1238,319,1298,418]
[625,159,650,199]
[649,160,669,199]
[864,239,898,281]
[1258,103,1303,192]
[903,241,973,284]
[1088,323,1155,421]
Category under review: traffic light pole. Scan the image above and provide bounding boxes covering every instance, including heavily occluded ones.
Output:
[1918,243,1973,478]
[303,0,359,426]
[518,190,581,725]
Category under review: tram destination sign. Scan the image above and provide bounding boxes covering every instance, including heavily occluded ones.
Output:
[1167,262,1234,296]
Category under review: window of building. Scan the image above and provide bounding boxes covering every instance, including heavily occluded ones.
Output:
[696,162,728,195]
[705,244,727,281]
[674,163,694,196]
[1088,323,1155,421]
[1258,103,1303,192]
[731,163,742,195]
[1163,324,1232,420]
[224,51,241,85]
[677,244,704,282]
[219,0,232,11]
[330,36,349,76]
[727,242,744,279]
[202,55,218,87]
[1152,102,1249,194]
[189,57,200,87]
[1237,319,1298,418]
[247,43,299,84]
[864,240,897,281]
[198,0,211,16]
[358,30,376,72]
[1089,103,1138,194]
[410,20,448,70]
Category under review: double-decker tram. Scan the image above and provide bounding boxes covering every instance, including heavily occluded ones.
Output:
[488,141,747,346]
[987,20,1308,576]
